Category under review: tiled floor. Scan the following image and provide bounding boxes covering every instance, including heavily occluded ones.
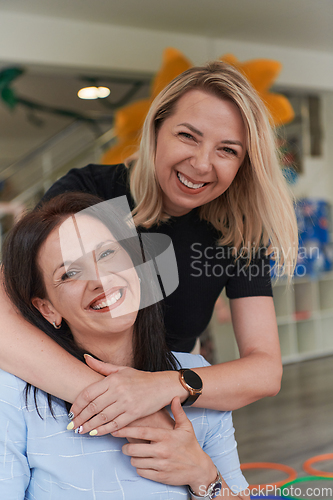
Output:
[233,355,333,490]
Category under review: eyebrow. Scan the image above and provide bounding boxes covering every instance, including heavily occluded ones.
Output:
[178,123,243,149]
[221,139,244,150]
[178,122,203,137]
[53,260,72,276]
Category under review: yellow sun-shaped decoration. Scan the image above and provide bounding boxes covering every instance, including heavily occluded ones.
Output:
[102,48,294,165]
[221,54,294,126]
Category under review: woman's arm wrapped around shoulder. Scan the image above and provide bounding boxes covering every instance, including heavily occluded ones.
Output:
[0,276,104,403]
[68,295,282,435]
[0,269,281,433]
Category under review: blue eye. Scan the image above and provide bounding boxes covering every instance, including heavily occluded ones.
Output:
[61,270,79,281]
[99,248,115,260]
[223,147,237,156]
[179,132,194,140]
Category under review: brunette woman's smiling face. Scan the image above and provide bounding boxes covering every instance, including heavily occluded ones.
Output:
[35,215,140,354]
[155,89,246,217]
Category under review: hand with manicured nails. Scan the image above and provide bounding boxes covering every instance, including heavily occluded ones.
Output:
[126,407,175,444]
[112,397,217,496]
[68,356,187,436]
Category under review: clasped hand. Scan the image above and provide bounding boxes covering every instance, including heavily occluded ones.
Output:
[69,355,183,436]
[114,397,216,493]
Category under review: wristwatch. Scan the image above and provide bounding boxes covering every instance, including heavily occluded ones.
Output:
[188,469,223,499]
[178,369,203,406]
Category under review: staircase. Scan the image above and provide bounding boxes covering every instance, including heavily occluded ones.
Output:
[0,121,115,248]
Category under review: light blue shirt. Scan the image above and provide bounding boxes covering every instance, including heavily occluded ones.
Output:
[0,352,248,499]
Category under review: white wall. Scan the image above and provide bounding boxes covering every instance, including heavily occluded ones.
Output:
[1,11,333,91]
[1,10,333,204]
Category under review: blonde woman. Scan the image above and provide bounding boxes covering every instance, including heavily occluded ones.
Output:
[0,62,297,438]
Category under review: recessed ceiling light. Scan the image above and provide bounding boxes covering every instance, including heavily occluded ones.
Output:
[77,86,110,100]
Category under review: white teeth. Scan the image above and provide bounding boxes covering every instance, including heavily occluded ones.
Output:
[91,290,122,310]
[177,172,205,189]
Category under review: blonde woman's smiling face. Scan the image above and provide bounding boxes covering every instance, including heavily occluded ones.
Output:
[155,89,246,217]
[35,215,140,350]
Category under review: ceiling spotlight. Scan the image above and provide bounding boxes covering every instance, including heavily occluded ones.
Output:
[77,86,110,100]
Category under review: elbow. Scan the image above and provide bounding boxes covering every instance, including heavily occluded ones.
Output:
[250,352,283,399]
[245,348,283,399]
[264,362,283,398]
[266,379,281,398]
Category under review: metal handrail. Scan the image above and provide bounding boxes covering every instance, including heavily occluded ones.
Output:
[0,120,116,246]
[0,121,81,179]
[0,121,115,182]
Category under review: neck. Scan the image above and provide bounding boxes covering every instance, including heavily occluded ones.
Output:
[71,326,134,367]
[161,194,192,218]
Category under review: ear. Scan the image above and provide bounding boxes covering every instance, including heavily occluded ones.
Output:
[31,297,62,327]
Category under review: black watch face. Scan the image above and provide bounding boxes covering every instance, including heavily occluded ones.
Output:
[211,480,222,498]
[183,369,202,390]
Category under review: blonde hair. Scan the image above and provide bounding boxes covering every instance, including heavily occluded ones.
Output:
[128,61,298,276]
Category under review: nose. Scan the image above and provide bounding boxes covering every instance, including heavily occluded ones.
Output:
[85,259,107,290]
[86,275,104,291]
[86,263,117,291]
[82,251,113,287]
[190,145,213,175]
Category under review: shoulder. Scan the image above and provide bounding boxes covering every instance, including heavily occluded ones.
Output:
[42,163,130,203]
[0,369,52,418]
[82,163,130,200]
[226,249,273,299]
[171,352,211,369]
[0,370,27,432]
[0,368,26,405]
[170,355,237,442]
[0,370,31,496]
[82,163,128,187]
[170,353,230,424]
[171,355,235,445]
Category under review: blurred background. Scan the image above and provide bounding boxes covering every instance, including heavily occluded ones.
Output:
[0,0,333,492]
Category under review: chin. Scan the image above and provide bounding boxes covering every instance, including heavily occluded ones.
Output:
[110,309,138,328]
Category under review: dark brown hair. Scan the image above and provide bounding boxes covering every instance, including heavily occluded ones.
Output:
[2,192,177,415]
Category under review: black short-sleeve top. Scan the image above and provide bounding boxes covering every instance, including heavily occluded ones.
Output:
[42,164,272,352]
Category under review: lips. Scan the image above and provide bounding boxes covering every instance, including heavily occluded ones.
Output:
[176,171,211,194]
[87,287,126,313]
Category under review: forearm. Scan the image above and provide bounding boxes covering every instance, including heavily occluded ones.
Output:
[179,350,282,411]
[136,349,282,415]
[69,348,282,434]
[0,282,103,402]
[169,297,283,412]
[189,295,283,411]
[68,296,282,429]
